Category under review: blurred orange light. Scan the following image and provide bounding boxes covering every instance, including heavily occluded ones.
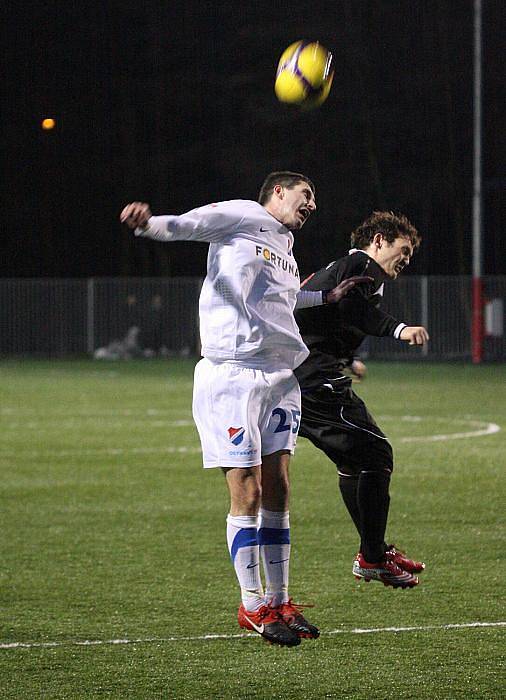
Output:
[41,118,56,130]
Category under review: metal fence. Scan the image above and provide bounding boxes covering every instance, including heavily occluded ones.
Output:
[365,276,505,361]
[0,278,201,358]
[0,276,504,361]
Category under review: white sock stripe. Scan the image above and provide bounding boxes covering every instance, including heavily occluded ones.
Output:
[259,508,289,518]
[226,514,258,529]
[258,508,290,529]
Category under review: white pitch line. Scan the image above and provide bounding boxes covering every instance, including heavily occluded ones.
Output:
[0,445,202,459]
[0,417,500,460]
[0,407,193,416]
[1,621,504,650]
[400,421,500,443]
[327,621,506,635]
[2,419,195,431]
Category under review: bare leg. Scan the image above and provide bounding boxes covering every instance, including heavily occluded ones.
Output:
[260,450,290,511]
[224,465,262,516]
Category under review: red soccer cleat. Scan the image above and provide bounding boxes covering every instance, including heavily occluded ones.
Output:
[352,551,419,589]
[386,544,425,574]
[238,603,300,646]
[275,599,320,639]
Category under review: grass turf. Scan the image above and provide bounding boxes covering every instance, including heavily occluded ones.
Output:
[0,359,504,698]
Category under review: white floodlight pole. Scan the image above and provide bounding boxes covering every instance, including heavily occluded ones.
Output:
[472,0,484,363]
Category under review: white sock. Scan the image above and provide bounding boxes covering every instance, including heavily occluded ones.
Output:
[258,508,290,607]
[226,514,264,612]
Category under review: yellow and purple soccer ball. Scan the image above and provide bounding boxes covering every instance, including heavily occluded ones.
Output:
[274,40,334,109]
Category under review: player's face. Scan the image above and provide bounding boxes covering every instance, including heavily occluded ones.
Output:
[377,236,413,278]
[278,182,316,230]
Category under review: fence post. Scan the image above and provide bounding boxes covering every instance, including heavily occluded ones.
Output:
[87,278,95,355]
[420,276,429,357]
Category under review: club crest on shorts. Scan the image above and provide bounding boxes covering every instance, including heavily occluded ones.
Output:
[228,426,245,445]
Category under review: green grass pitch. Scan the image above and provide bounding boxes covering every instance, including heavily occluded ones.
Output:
[0,359,504,699]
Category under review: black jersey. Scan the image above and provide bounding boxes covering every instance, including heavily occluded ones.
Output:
[295,250,405,389]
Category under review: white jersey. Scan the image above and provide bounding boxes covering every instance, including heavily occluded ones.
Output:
[136,199,312,369]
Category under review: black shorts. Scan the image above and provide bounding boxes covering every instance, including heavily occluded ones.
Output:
[299,377,393,472]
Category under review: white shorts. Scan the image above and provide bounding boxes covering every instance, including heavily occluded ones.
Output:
[192,358,301,469]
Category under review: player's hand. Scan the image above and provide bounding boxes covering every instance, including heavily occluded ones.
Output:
[400,326,430,345]
[325,276,373,304]
[120,202,152,229]
[351,359,367,379]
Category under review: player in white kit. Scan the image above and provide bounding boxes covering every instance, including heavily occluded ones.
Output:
[120,172,369,646]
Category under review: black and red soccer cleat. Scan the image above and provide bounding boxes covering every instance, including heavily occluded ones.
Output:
[386,544,425,574]
[275,599,320,639]
[238,603,301,646]
[352,551,419,588]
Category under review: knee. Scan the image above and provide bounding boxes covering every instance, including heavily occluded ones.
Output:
[274,470,290,495]
[338,440,394,477]
[236,476,262,512]
[225,467,262,514]
[367,439,394,473]
[261,468,290,511]
[263,471,290,506]
[383,442,394,471]
[261,452,291,506]
[244,481,262,510]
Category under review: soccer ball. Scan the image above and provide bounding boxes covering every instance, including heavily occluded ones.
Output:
[274,40,334,109]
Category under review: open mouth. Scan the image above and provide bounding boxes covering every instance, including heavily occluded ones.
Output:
[298,208,309,223]
[395,263,404,274]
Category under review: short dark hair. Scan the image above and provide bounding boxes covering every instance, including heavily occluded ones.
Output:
[350,211,421,250]
[258,171,315,205]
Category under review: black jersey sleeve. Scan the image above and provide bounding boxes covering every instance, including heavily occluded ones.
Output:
[300,252,403,338]
[337,294,401,336]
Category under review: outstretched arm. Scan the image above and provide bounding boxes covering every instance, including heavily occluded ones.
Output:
[296,276,372,309]
[323,276,374,304]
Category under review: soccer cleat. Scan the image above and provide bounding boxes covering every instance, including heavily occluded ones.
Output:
[386,544,425,574]
[352,551,419,589]
[238,603,301,646]
[275,599,320,639]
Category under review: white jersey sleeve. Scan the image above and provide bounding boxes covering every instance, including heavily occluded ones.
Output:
[135,200,247,243]
[134,198,310,370]
[295,289,324,309]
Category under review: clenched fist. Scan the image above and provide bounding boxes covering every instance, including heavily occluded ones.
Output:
[400,326,429,345]
[120,202,152,229]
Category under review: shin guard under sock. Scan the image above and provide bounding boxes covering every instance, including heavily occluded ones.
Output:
[258,508,290,608]
[226,514,264,611]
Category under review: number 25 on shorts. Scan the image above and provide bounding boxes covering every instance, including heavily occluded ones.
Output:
[272,408,301,434]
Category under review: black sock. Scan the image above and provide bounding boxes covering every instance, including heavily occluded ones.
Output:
[357,470,391,563]
[338,473,362,537]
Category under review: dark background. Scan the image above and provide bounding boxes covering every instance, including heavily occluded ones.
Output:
[2,0,504,279]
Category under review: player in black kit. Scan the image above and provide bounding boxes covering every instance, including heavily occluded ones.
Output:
[295,211,429,588]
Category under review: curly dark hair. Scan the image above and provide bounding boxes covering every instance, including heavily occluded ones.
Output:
[258,171,315,205]
[350,211,421,250]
